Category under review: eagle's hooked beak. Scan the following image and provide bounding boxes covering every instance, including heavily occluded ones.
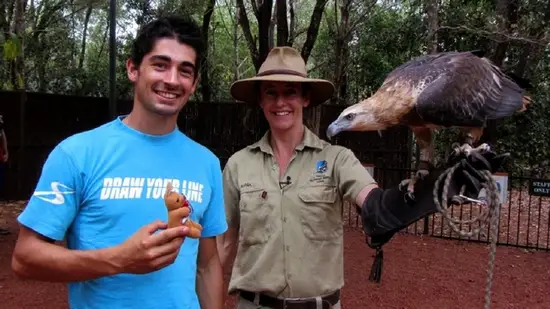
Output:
[326,121,343,141]
[327,112,357,140]
[326,115,353,140]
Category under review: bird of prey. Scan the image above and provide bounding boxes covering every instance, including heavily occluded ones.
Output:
[325,50,532,201]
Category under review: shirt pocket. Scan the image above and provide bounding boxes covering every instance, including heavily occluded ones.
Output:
[298,185,343,241]
[239,187,273,246]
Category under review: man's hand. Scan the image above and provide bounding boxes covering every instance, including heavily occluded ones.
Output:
[113,220,190,274]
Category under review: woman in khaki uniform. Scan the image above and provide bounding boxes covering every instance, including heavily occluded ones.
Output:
[217,46,505,309]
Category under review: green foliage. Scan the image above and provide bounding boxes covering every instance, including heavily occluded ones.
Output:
[2,35,19,61]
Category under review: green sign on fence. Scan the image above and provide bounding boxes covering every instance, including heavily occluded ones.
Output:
[529,179,550,197]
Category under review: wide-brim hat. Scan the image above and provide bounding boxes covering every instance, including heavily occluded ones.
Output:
[229,46,335,108]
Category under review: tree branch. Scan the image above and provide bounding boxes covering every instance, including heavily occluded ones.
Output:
[437,25,547,45]
[236,0,259,67]
[290,27,309,42]
[301,0,329,63]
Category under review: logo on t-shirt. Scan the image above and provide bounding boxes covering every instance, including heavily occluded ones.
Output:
[33,182,75,205]
[99,177,204,203]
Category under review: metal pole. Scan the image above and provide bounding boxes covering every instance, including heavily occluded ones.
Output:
[109,0,117,119]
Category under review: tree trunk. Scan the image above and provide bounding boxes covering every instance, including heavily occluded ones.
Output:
[288,0,296,46]
[333,0,351,104]
[276,0,288,46]
[483,0,518,146]
[268,1,276,49]
[257,0,273,69]
[301,0,329,63]
[10,0,25,90]
[491,0,518,67]
[200,0,216,103]
[79,4,93,70]
[6,0,15,29]
[235,0,273,72]
[0,0,7,34]
[514,0,550,78]
[424,0,439,54]
[233,2,239,81]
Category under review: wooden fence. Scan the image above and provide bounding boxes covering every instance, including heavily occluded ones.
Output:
[0,91,411,200]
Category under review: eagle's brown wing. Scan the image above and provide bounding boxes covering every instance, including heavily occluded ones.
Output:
[384,51,529,128]
[381,52,451,87]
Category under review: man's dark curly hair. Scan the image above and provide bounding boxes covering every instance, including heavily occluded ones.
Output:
[130,15,204,79]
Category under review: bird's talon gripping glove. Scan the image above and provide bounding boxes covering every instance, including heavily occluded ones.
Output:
[445,149,510,203]
[357,149,508,283]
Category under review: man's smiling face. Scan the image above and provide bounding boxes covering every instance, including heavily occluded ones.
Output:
[126,37,198,116]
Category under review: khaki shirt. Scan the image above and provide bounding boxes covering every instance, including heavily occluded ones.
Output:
[223,127,376,298]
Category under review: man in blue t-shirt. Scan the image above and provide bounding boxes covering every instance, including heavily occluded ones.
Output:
[11,16,228,309]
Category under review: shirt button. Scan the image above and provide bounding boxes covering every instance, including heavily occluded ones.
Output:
[283,217,287,223]
[286,245,290,251]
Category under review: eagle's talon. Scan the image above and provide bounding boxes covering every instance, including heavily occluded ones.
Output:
[451,195,465,205]
[453,142,491,158]
[416,169,429,180]
[399,169,428,204]
[398,179,410,192]
[452,146,461,156]
[404,191,415,204]
[475,143,491,154]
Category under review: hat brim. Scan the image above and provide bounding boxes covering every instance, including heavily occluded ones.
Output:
[229,74,335,108]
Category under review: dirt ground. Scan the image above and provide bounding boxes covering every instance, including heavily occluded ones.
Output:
[1,201,550,309]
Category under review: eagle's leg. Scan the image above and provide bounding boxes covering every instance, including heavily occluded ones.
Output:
[399,127,434,201]
[449,128,490,204]
[454,143,491,156]
[451,127,490,158]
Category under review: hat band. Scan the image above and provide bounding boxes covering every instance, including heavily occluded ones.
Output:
[256,69,307,78]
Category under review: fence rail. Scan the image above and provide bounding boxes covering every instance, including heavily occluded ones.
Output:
[342,167,550,251]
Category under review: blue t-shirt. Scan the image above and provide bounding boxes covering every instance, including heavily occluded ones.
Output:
[17,116,228,309]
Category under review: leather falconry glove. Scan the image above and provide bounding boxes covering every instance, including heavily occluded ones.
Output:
[356,150,508,283]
